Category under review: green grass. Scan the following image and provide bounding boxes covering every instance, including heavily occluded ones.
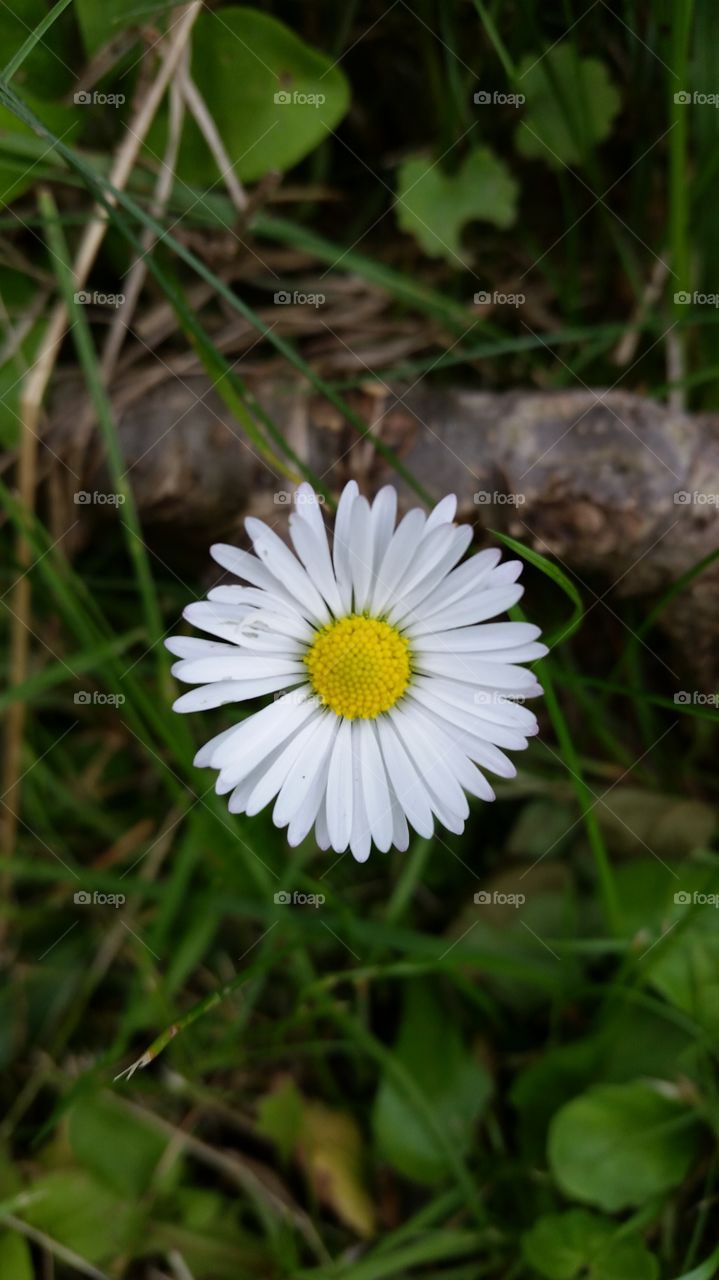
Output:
[1,1,718,1277]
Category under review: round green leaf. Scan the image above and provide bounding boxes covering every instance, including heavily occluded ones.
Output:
[156,7,350,185]
[548,1082,700,1211]
[522,1209,658,1280]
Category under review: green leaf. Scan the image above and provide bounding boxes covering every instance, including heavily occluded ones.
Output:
[548,1082,700,1211]
[256,1078,304,1163]
[522,1209,658,1280]
[75,0,154,55]
[516,44,621,168]
[671,1244,719,1280]
[372,984,492,1184]
[68,1094,168,1197]
[21,1170,139,1263]
[0,1232,33,1280]
[149,7,350,185]
[395,148,518,263]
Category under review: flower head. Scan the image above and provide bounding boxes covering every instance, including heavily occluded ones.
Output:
[167,482,545,860]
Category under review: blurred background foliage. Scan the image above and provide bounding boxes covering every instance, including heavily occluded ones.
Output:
[1,1,718,1278]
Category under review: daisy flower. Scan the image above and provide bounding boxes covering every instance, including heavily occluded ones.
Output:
[166,482,545,861]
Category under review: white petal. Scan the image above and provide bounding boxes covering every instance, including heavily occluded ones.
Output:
[370,508,426,614]
[332,480,358,613]
[211,689,316,769]
[348,496,373,613]
[349,725,371,862]
[326,718,354,852]
[314,796,331,851]
[211,543,302,614]
[193,723,242,768]
[407,548,501,622]
[419,675,539,731]
[369,486,397,579]
[389,704,469,823]
[412,654,538,689]
[388,525,473,625]
[422,493,456,535]
[245,517,331,625]
[405,699,518,779]
[491,559,523,584]
[288,511,345,617]
[173,674,304,711]
[388,789,410,851]
[245,710,325,816]
[409,682,530,750]
[172,655,305,684]
[406,583,524,636]
[183,601,252,643]
[376,716,434,838]
[284,717,339,846]
[216,694,319,793]
[165,636,237,658]
[413,621,542,653]
[403,695,496,801]
[359,720,393,853]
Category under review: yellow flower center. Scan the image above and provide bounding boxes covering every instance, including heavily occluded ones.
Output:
[305,614,411,720]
